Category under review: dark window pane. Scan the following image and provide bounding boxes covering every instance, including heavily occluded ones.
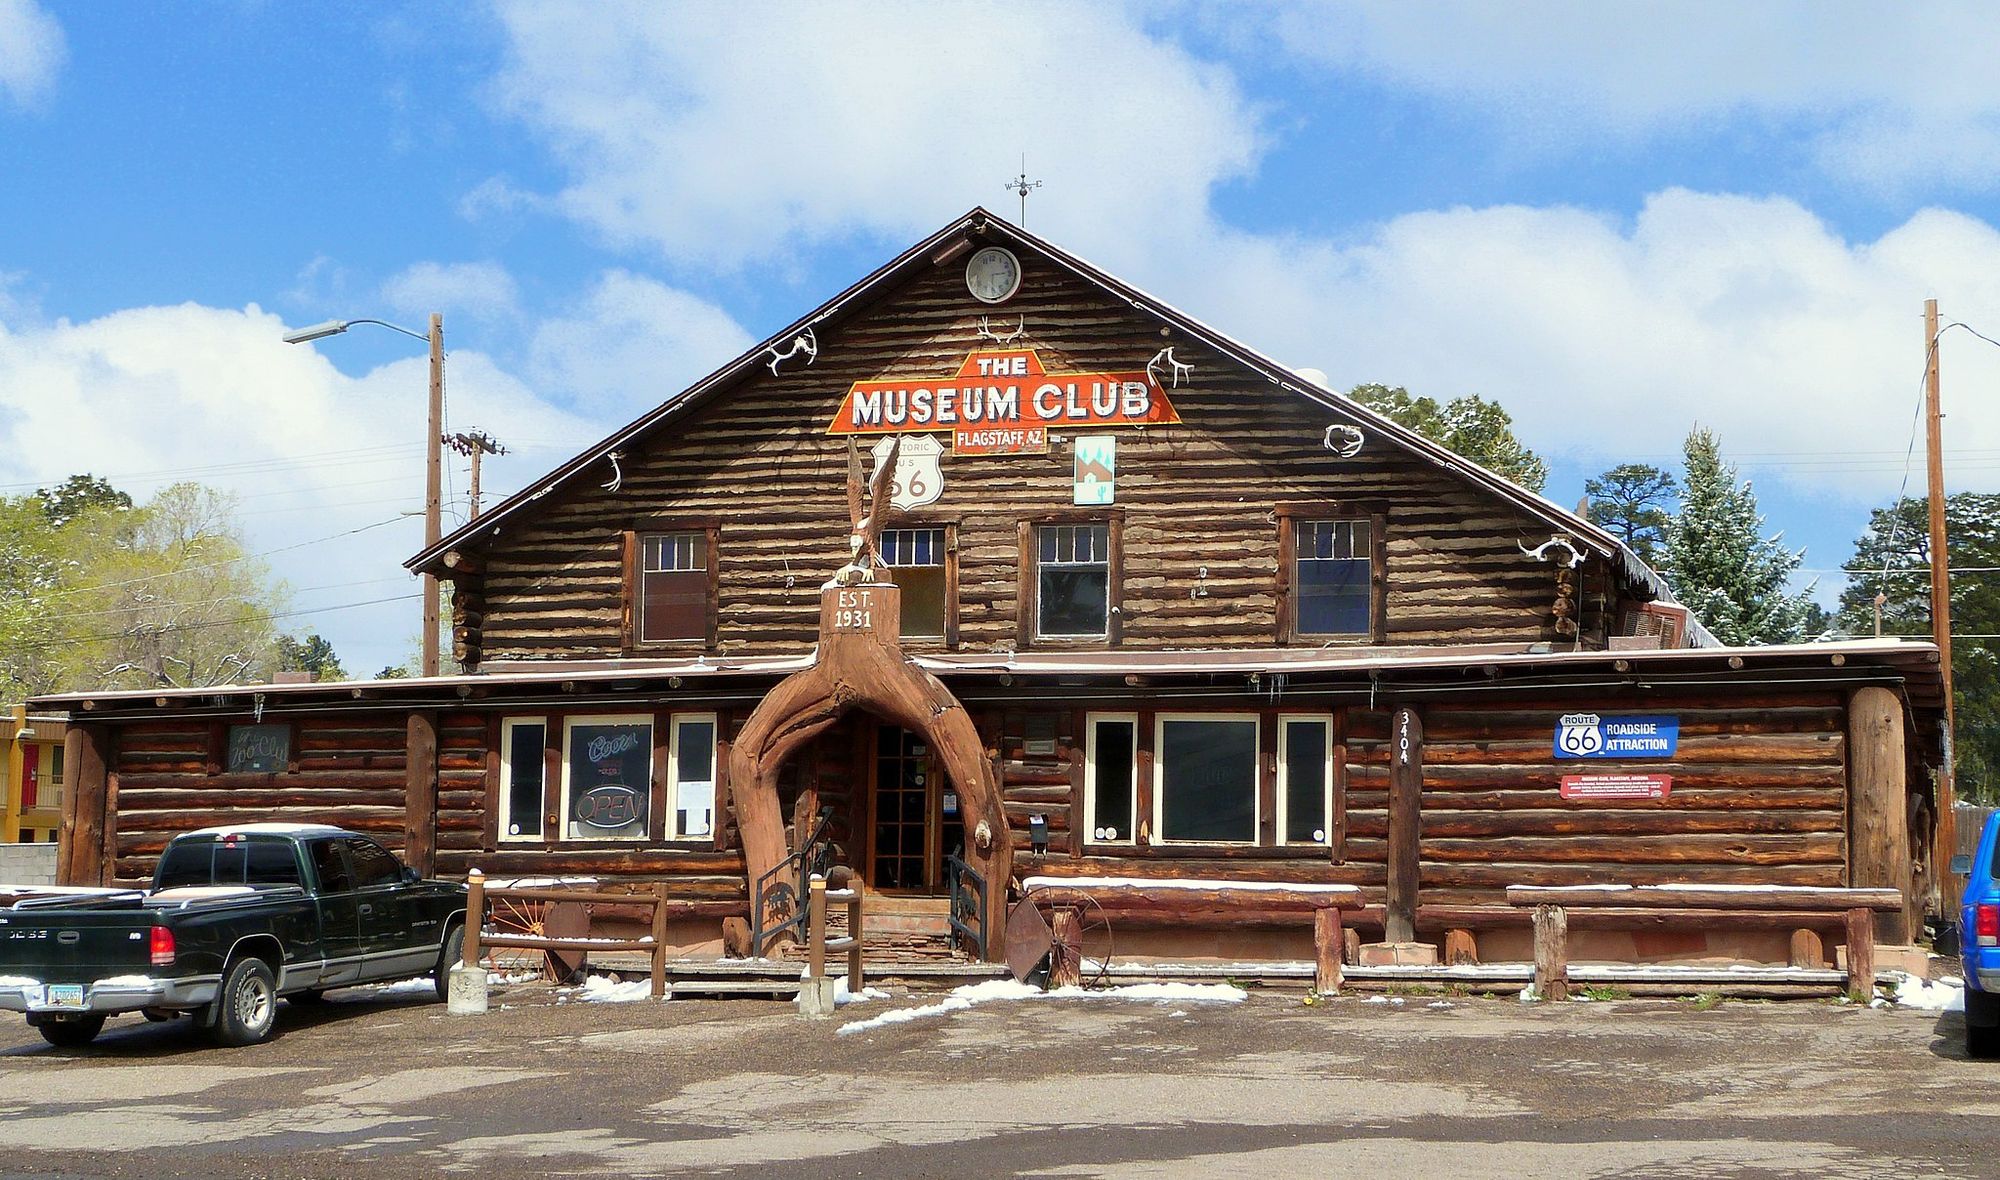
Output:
[1296,520,1372,636]
[154,842,213,889]
[506,722,546,839]
[310,840,355,893]
[226,724,289,773]
[893,565,947,638]
[1284,721,1329,843]
[1039,567,1108,636]
[1090,719,1134,839]
[567,721,652,839]
[1159,719,1258,843]
[345,838,403,888]
[245,840,301,886]
[639,531,707,643]
[675,719,716,838]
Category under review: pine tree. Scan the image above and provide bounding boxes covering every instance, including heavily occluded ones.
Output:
[1661,427,1814,645]
[1584,463,1677,564]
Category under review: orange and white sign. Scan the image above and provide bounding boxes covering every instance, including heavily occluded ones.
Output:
[827,348,1182,436]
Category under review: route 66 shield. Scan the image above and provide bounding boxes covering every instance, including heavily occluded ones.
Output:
[1555,713,1603,758]
[873,435,943,510]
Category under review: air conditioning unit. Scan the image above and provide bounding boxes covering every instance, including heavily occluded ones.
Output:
[1618,603,1690,649]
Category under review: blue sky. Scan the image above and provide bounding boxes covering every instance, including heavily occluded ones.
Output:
[7,1,2000,675]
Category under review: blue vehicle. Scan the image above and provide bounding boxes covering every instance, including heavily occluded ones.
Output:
[1958,811,2000,1057]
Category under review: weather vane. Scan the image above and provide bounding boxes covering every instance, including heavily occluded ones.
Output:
[1004,155,1040,226]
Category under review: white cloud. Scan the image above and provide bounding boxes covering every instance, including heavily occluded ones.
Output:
[485,0,1261,265]
[1178,191,2000,504]
[382,261,522,325]
[526,269,754,417]
[0,0,64,110]
[1257,2,2000,192]
[0,302,597,677]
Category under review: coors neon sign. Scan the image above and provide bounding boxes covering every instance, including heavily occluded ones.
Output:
[825,348,1182,436]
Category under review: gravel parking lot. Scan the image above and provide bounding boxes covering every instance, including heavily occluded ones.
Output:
[0,977,1988,1179]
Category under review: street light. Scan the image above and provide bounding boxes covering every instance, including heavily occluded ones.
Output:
[284,312,447,678]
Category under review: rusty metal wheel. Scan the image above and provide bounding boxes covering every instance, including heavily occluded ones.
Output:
[483,890,589,983]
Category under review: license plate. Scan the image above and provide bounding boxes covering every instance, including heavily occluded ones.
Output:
[44,984,84,1009]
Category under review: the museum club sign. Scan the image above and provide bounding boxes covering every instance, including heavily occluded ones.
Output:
[825,348,1183,443]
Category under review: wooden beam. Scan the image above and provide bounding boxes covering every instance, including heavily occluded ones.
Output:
[1533,903,1569,1001]
[1505,885,1903,912]
[1846,686,1913,941]
[1845,905,1876,999]
[405,711,438,877]
[1385,705,1423,942]
[59,725,111,886]
[1050,906,1082,989]
[1313,905,1343,994]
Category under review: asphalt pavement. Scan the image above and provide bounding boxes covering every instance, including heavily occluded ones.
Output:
[0,976,1987,1179]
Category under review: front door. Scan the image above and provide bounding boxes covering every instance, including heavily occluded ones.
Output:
[869,725,962,893]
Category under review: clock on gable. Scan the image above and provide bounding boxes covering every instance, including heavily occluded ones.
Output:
[965,246,1023,304]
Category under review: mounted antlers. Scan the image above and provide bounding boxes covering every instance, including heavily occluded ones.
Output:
[765,328,818,375]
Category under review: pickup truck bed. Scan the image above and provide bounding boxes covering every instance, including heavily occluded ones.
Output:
[0,824,467,1048]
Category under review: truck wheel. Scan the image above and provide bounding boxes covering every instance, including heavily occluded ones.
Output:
[434,922,466,1002]
[1967,988,2000,1059]
[213,958,279,1047]
[37,1015,105,1049]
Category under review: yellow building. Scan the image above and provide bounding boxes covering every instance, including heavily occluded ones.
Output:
[3,707,65,843]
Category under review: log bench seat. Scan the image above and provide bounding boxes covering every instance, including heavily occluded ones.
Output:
[1504,884,1905,1000]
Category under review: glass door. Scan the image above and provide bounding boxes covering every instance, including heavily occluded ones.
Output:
[870,725,936,892]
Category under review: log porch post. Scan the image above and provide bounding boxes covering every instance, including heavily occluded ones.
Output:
[1385,705,1423,943]
[1846,686,1912,943]
[405,711,439,878]
[59,724,113,887]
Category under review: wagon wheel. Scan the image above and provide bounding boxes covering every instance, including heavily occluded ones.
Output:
[1019,887,1114,988]
[482,894,590,983]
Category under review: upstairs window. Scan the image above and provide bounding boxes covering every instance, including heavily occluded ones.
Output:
[630,529,715,646]
[1294,520,1372,636]
[1034,521,1113,640]
[881,526,950,641]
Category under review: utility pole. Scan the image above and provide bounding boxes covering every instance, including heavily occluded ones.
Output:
[1924,297,1958,910]
[444,431,507,520]
[424,313,444,679]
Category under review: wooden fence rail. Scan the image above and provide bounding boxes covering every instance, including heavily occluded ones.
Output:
[1505,884,1904,1001]
[463,868,671,999]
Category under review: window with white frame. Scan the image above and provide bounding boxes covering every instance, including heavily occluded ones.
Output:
[1084,713,1138,844]
[1277,717,1333,845]
[881,527,947,640]
[670,713,717,839]
[561,715,653,841]
[1154,714,1259,843]
[499,717,549,841]
[1035,522,1111,638]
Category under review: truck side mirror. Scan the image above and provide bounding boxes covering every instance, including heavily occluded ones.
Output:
[404,866,422,884]
[1951,854,1973,876]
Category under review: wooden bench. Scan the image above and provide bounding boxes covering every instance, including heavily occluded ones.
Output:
[1504,884,1906,1000]
[1019,877,1363,994]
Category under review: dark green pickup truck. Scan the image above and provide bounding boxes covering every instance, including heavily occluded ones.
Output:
[0,824,467,1048]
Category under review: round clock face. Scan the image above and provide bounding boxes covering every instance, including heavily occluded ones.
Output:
[965,246,1023,304]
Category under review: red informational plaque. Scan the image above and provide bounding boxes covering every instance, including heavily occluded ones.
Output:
[1559,773,1672,800]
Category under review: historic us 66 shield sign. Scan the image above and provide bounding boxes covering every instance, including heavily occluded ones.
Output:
[872,435,944,511]
[1556,713,1605,757]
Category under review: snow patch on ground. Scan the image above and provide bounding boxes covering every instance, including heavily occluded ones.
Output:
[832,977,889,1006]
[572,976,660,1004]
[1890,972,1964,1012]
[836,979,1244,1035]
[345,977,439,998]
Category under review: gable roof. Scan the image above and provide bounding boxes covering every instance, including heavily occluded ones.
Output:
[408,206,1711,644]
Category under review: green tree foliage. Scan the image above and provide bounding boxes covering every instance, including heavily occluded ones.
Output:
[1834,493,2000,801]
[277,633,347,682]
[1661,427,1814,646]
[1584,463,1678,564]
[374,665,411,680]
[35,474,134,528]
[1349,383,1549,492]
[0,478,287,694]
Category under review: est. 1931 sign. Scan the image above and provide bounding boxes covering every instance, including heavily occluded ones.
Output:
[1553,713,1679,759]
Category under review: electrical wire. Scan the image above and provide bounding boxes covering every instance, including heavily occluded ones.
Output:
[24,513,411,604]
[5,592,421,652]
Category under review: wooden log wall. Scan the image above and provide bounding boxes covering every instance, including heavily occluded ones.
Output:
[111,716,410,885]
[467,256,1620,664]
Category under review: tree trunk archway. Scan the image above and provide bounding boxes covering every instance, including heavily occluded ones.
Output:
[726,584,1011,959]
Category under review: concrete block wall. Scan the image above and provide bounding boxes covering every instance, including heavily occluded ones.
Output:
[0,842,57,886]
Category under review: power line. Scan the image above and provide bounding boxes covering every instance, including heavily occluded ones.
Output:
[25,513,410,605]
[6,593,422,653]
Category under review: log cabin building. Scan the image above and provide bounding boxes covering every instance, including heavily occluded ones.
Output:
[37,209,1946,971]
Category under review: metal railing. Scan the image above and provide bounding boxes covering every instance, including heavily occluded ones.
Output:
[944,852,988,961]
[751,808,836,957]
